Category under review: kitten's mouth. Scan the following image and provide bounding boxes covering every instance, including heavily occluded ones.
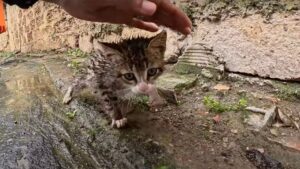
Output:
[132,82,155,95]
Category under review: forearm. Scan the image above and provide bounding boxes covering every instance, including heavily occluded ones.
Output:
[3,0,60,9]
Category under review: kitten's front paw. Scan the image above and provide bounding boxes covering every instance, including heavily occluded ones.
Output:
[63,87,73,104]
[111,118,128,128]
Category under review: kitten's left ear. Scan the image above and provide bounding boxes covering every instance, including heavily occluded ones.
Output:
[93,40,119,56]
[147,30,167,59]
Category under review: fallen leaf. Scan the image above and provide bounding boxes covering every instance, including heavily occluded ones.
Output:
[213,84,230,91]
[213,115,221,123]
[270,128,279,136]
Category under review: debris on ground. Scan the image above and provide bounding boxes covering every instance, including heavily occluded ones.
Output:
[245,106,299,131]
[268,137,300,152]
[213,84,231,92]
[213,115,221,123]
[245,149,284,169]
[245,106,277,130]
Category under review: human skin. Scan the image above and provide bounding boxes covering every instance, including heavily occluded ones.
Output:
[43,0,192,35]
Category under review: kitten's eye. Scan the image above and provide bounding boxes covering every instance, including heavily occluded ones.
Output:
[147,68,159,76]
[123,73,135,81]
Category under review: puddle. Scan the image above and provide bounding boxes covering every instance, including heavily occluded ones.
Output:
[0,59,172,169]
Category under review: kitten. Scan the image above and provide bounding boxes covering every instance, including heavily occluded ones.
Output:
[63,31,167,128]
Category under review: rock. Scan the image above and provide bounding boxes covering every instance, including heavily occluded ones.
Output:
[201,69,214,79]
[244,106,277,130]
[201,83,210,92]
[270,128,279,136]
[67,36,78,48]
[79,34,93,53]
[193,13,300,81]
[213,84,230,92]
[268,137,300,152]
[156,72,198,93]
[228,73,244,82]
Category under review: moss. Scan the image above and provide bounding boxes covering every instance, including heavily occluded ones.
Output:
[67,48,87,58]
[130,95,150,112]
[273,82,300,101]
[174,63,203,75]
[0,51,15,58]
[174,77,198,93]
[203,96,248,113]
[65,110,77,120]
[202,0,299,19]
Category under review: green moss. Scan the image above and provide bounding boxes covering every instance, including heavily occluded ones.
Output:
[65,110,77,120]
[0,51,15,58]
[203,96,248,113]
[174,63,203,75]
[274,82,300,101]
[202,0,299,19]
[67,48,87,58]
[131,95,150,112]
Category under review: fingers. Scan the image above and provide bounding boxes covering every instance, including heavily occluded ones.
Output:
[135,0,157,16]
[148,0,192,34]
[130,18,159,32]
[116,0,157,16]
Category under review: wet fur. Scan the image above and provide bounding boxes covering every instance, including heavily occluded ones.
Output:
[63,31,167,128]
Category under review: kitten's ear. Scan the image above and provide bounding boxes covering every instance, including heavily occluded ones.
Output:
[93,40,119,57]
[147,30,167,59]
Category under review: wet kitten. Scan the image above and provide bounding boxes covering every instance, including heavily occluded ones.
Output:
[63,31,167,128]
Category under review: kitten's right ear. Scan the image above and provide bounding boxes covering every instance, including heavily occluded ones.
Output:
[93,40,119,57]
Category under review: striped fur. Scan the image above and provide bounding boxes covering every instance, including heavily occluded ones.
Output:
[64,31,167,128]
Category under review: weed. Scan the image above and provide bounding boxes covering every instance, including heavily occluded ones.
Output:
[66,110,77,120]
[132,95,149,112]
[203,96,228,113]
[275,83,300,100]
[0,52,15,58]
[67,48,87,58]
[203,96,248,113]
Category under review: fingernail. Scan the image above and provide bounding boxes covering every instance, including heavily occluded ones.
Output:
[140,1,157,16]
[184,27,192,34]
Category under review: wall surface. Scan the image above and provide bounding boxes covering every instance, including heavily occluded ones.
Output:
[0,2,299,81]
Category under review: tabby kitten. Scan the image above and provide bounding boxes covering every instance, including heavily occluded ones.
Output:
[63,31,167,128]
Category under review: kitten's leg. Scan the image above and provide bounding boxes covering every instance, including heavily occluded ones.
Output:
[103,92,127,128]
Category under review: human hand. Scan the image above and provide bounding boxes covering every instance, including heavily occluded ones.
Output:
[48,0,192,35]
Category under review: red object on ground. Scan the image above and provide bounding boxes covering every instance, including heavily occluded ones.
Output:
[0,1,6,33]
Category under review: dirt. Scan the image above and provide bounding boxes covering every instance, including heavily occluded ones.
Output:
[1,54,299,169]
[138,77,300,169]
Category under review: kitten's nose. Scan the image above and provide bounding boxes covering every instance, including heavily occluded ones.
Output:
[137,82,149,94]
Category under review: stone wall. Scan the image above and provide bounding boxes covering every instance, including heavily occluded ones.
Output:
[1,2,100,52]
[191,11,300,81]
[0,1,186,59]
[1,1,299,81]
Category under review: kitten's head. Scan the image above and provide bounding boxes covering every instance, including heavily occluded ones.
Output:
[95,31,167,97]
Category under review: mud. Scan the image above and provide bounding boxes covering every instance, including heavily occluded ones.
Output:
[0,55,300,169]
